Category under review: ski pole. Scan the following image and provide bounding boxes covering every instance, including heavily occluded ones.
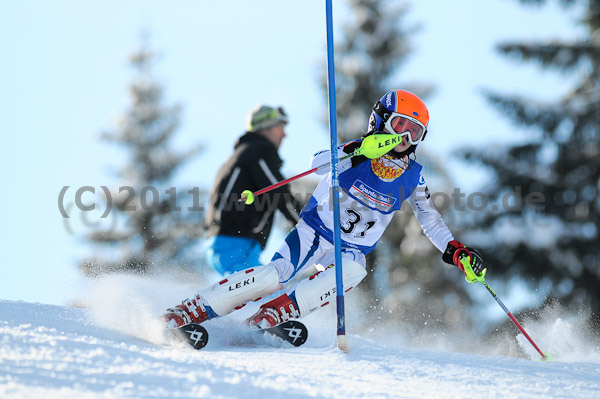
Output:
[459,257,550,361]
[240,154,349,205]
[240,132,405,204]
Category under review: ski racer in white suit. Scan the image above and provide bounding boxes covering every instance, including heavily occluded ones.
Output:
[162,89,486,330]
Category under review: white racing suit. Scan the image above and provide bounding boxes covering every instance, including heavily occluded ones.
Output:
[163,141,455,328]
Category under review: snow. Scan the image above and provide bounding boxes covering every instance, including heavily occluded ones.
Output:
[1,275,599,399]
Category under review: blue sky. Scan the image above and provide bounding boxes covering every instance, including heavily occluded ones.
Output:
[0,1,582,306]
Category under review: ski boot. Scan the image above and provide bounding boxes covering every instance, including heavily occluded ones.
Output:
[162,293,215,329]
[247,293,301,329]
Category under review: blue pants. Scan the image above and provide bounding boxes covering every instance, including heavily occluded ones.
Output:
[205,235,262,275]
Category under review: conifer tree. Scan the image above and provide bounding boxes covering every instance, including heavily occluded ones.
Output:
[80,41,205,276]
[464,0,600,323]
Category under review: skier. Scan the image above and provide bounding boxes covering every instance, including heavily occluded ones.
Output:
[163,89,485,330]
[203,105,300,275]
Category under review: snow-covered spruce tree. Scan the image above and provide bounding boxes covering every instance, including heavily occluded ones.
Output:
[320,0,474,336]
[80,43,205,277]
[464,0,600,324]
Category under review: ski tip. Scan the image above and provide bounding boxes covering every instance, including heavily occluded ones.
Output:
[337,334,348,353]
[263,320,308,347]
[174,323,209,350]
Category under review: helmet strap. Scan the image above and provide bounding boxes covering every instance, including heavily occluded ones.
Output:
[406,152,416,171]
[373,100,391,124]
[372,100,392,130]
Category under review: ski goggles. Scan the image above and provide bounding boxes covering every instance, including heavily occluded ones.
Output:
[270,106,289,124]
[383,113,427,145]
[252,106,288,126]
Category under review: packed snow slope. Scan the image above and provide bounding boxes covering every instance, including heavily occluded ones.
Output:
[1,274,600,399]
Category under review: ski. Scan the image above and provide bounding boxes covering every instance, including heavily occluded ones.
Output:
[172,323,209,350]
[169,320,307,350]
[260,320,308,347]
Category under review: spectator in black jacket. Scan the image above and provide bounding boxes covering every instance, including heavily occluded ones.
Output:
[203,105,300,275]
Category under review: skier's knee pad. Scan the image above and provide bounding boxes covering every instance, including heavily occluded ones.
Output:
[200,264,281,316]
[293,260,367,315]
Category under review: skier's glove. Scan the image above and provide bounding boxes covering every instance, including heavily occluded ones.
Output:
[442,240,485,276]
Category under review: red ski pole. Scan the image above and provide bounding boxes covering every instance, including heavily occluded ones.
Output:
[482,280,548,360]
[240,132,406,204]
[240,163,327,204]
[459,257,550,361]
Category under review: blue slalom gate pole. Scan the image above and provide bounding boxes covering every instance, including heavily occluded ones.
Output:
[325,0,347,352]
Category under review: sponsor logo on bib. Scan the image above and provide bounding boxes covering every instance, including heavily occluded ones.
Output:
[349,180,397,211]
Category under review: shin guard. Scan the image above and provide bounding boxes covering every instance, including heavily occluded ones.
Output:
[200,264,281,316]
[293,260,367,315]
